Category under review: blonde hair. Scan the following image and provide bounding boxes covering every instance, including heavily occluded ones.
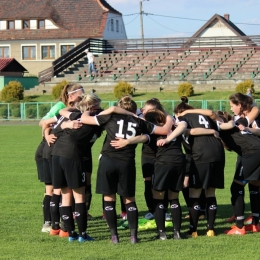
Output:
[117,95,137,113]
[75,93,102,112]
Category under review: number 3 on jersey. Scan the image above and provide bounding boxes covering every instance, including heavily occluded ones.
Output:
[116,119,137,139]
[198,115,209,128]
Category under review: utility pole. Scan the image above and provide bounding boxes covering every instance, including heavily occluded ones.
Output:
[140,0,148,49]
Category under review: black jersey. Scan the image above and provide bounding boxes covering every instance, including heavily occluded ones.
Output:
[51,112,100,161]
[42,115,70,159]
[156,133,184,164]
[178,113,224,163]
[35,138,45,161]
[220,117,260,156]
[95,114,155,161]
[141,135,158,158]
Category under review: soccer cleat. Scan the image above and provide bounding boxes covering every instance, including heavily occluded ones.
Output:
[165,213,172,221]
[224,226,246,235]
[244,215,253,225]
[130,236,140,244]
[185,231,198,238]
[153,232,167,241]
[245,224,260,233]
[225,215,235,223]
[78,234,94,242]
[144,212,154,220]
[59,230,69,237]
[41,223,51,233]
[50,228,60,236]
[206,230,215,237]
[173,231,182,240]
[120,211,127,220]
[110,235,119,244]
[68,232,79,242]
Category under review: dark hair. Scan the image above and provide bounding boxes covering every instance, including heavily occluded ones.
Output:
[144,109,166,126]
[229,92,253,115]
[216,111,232,122]
[174,96,194,114]
[117,95,137,113]
[181,96,189,103]
[144,98,166,113]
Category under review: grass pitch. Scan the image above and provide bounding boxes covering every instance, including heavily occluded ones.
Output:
[1,124,260,260]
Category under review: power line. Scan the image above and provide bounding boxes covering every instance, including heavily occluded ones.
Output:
[146,15,194,34]
[144,12,260,26]
[124,14,140,26]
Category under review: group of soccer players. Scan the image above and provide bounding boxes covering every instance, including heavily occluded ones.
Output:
[36,84,260,243]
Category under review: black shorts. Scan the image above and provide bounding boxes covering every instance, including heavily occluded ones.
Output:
[189,161,225,189]
[96,156,136,197]
[233,156,246,183]
[185,154,193,177]
[82,156,93,173]
[36,159,44,182]
[153,160,185,192]
[43,158,52,184]
[52,155,85,189]
[141,155,155,178]
[242,152,260,181]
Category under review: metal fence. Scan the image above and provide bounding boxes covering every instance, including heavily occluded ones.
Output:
[0,100,260,121]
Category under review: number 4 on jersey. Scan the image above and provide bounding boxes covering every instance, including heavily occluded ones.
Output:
[198,115,209,128]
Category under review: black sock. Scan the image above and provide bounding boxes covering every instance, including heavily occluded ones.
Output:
[200,190,206,215]
[50,194,61,229]
[182,187,189,209]
[104,201,117,236]
[189,198,200,233]
[125,202,138,236]
[74,203,87,237]
[61,206,75,236]
[43,195,52,224]
[163,190,169,211]
[85,185,92,211]
[144,180,153,213]
[230,181,245,228]
[206,197,217,230]
[249,183,260,225]
[170,199,182,232]
[120,196,126,213]
[153,199,165,233]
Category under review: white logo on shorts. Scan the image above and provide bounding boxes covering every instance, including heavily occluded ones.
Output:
[194,205,200,210]
[209,205,217,210]
[159,205,164,209]
[171,204,178,209]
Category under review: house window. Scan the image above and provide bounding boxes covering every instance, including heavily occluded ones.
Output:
[38,20,45,29]
[42,46,55,59]
[0,46,9,58]
[116,20,119,32]
[7,20,15,29]
[23,20,30,29]
[61,45,74,56]
[111,19,114,31]
[22,46,36,60]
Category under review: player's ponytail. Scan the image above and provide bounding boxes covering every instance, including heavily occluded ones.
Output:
[117,95,137,113]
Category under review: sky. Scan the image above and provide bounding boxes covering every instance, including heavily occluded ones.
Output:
[106,0,260,39]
